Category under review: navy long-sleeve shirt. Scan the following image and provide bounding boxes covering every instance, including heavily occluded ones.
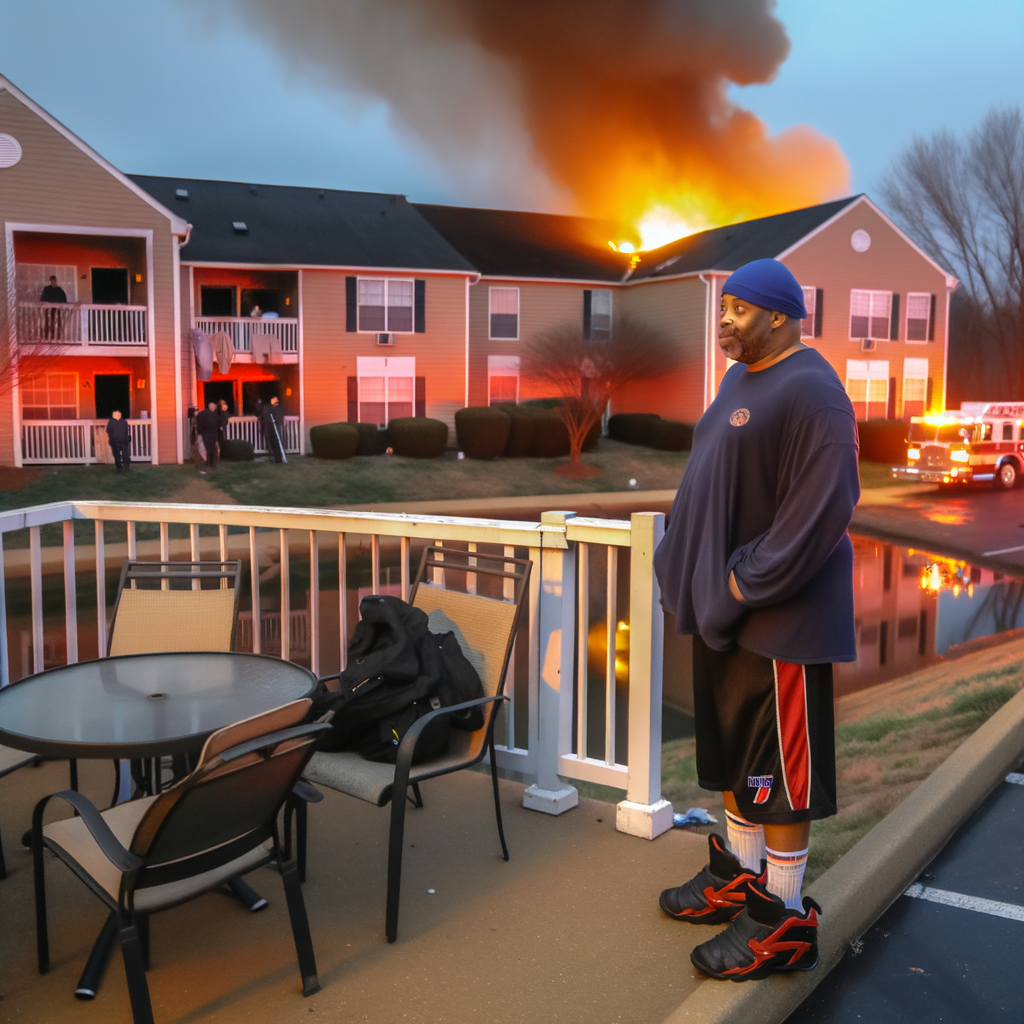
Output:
[654,347,860,664]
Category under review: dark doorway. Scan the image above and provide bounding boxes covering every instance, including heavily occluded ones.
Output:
[242,380,280,415]
[241,289,279,316]
[201,287,235,317]
[202,381,235,414]
[91,268,130,305]
[95,374,131,419]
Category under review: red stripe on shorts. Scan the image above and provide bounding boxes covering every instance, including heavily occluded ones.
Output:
[774,661,810,811]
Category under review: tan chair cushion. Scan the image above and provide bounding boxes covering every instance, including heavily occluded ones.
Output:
[0,744,35,776]
[44,796,270,912]
[110,588,235,656]
[413,586,517,697]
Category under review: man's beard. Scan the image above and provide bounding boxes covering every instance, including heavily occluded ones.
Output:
[719,329,775,364]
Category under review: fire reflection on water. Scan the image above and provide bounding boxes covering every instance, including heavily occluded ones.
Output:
[837,535,1024,697]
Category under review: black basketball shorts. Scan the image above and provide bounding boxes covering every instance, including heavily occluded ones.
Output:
[692,635,837,825]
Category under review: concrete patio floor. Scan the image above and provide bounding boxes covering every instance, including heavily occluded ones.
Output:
[0,758,714,1024]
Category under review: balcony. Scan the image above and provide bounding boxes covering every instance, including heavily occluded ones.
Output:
[0,500,693,1022]
[225,414,301,454]
[193,315,299,362]
[21,419,152,464]
[17,302,148,351]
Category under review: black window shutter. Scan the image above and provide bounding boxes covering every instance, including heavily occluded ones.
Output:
[926,377,934,410]
[347,376,358,422]
[890,293,900,341]
[928,294,936,341]
[887,378,896,419]
[414,280,426,333]
[814,288,824,337]
[583,290,592,340]
[345,277,357,332]
[415,377,425,417]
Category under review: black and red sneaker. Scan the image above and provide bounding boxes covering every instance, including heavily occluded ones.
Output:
[689,881,820,981]
[659,834,767,925]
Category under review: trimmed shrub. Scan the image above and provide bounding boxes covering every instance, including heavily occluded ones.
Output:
[309,422,359,460]
[527,407,571,458]
[388,417,449,458]
[522,397,564,410]
[219,438,255,462]
[648,419,694,452]
[455,407,511,459]
[353,421,388,455]
[608,412,660,446]
[857,418,908,464]
[499,404,536,457]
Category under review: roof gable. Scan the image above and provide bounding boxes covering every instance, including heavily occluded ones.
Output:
[0,75,188,235]
[132,176,477,272]
[415,204,632,282]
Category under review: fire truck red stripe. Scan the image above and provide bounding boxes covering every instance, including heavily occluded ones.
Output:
[775,661,810,811]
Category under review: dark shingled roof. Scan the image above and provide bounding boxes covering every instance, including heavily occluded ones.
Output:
[129,175,477,272]
[414,204,633,282]
[628,196,861,281]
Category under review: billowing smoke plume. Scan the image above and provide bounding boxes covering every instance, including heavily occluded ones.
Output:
[192,0,849,245]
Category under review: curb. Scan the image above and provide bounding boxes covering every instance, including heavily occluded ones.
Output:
[660,683,1024,1024]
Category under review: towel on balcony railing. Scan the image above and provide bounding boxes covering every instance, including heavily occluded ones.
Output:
[251,331,283,364]
[210,331,233,374]
[189,328,213,382]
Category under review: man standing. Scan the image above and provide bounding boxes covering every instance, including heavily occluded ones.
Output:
[40,275,68,340]
[195,401,220,469]
[654,259,859,981]
[105,410,131,473]
[262,395,286,463]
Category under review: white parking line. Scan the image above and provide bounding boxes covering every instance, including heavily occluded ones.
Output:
[982,544,1024,556]
[1006,773,1024,786]
[904,883,1024,922]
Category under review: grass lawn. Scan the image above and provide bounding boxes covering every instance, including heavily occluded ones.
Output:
[0,447,914,513]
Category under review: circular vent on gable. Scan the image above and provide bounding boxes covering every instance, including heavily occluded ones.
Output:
[850,229,871,252]
[0,133,23,169]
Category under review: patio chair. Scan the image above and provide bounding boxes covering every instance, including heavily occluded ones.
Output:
[301,545,531,942]
[32,698,330,1024]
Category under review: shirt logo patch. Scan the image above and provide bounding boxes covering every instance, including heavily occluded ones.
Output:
[729,408,750,427]
[748,775,773,805]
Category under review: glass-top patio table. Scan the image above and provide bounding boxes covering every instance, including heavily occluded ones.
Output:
[0,650,317,999]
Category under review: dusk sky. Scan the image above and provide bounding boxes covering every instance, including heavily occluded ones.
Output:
[2,0,1022,222]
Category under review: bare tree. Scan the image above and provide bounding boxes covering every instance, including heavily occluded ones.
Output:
[521,316,679,469]
[880,108,1024,401]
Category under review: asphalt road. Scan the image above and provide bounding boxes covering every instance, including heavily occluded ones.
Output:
[789,770,1024,1024]
[853,486,1024,573]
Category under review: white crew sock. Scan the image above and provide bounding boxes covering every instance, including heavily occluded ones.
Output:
[765,846,809,910]
[725,809,765,873]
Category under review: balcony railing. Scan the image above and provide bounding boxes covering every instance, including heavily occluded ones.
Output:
[0,501,669,838]
[223,415,300,454]
[21,420,152,464]
[17,303,148,346]
[193,316,298,354]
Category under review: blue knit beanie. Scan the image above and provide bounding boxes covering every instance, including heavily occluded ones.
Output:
[722,258,806,319]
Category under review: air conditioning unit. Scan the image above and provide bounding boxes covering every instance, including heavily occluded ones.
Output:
[861,338,876,351]
[376,333,396,346]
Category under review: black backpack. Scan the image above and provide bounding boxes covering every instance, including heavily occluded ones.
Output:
[310,594,485,764]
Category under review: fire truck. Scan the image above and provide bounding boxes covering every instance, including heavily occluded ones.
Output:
[892,403,1024,489]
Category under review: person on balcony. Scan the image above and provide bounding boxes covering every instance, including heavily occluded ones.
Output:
[262,395,286,463]
[105,410,131,473]
[40,275,67,340]
[195,401,220,469]
[653,259,858,982]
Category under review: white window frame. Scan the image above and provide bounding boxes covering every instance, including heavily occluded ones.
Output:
[16,263,79,304]
[590,289,612,342]
[488,287,519,341]
[487,355,520,405]
[21,370,80,420]
[801,286,816,339]
[355,356,415,425]
[902,357,928,417]
[905,292,931,344]
[849,289,892,342]
[845,359,889,419]
[357,278,415,334]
